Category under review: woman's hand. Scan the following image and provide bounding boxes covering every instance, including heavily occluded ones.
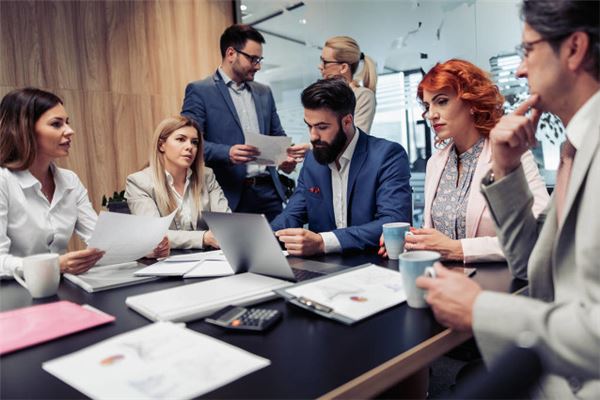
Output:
[404,228,464,261]
[147,236,170,259]
[203,230,220,249]
[59,248,105,275]
[377,234,388,258]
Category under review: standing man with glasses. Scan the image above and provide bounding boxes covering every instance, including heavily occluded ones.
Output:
[182,24,307,221]
[418,1,599,398]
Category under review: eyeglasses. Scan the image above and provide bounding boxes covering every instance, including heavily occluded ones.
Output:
[516,33,571,59]
[234,48,264,65]
[319,56,342,67]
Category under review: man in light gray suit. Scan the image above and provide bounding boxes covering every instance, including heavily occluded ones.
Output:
[418,1,599,398]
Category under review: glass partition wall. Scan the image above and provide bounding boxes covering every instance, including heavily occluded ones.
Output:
[236,0,558,223]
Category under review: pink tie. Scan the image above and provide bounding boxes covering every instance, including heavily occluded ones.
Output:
[555,139,576,223]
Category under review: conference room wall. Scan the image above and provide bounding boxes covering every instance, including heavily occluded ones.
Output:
[0,0,233,214]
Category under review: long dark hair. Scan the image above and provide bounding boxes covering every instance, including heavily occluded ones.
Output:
[0,88,63,170]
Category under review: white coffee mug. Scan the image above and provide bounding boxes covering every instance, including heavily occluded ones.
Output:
[13,253,60,298]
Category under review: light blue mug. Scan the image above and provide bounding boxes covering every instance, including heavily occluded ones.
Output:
[399,250,440,308]
[382,222,411,260]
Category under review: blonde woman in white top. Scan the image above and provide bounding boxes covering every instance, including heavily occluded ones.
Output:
[319,36,378,133]
[126,115,231,249]
[0,88,169,278]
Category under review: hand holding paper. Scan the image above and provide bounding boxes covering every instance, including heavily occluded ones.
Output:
[88,211,176,266]
[245,133,292,166]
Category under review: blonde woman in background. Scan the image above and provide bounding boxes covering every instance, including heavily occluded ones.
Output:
[126,115,230,249]
[319,36,378,133]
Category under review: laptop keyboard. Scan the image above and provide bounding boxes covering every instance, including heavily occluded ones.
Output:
[292,268,325,282]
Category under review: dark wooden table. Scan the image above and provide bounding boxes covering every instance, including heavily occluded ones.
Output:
[0,252,525,399]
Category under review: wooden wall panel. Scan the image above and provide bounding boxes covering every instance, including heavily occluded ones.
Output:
[0,0,233,248]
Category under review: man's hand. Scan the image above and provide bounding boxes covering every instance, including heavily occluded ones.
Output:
[229,144,260,164]
[202,230,220,249]
[287,143,310,162]
[377,233,388,258]
[275,228,324,256]
[59,248,105,275]
[490,94,541,179]
[278,157,297,174]
[405,228,464,261]
[416,263,482,332]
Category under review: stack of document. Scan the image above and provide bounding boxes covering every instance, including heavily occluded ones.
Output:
[43,322,270,399]
[134,250,234,278]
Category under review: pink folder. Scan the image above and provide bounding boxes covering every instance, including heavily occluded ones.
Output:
[0,301,115,355]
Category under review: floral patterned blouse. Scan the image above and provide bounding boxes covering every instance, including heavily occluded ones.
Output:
[431,138,484,240]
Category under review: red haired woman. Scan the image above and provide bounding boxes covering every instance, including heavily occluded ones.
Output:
[382,59,549,262]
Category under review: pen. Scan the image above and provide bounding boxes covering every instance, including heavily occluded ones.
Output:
[297,297,333,314]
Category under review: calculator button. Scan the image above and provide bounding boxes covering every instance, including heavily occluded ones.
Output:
[231,319,242,327]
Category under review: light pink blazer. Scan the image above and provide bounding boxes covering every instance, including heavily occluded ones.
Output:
[423,139,549,263]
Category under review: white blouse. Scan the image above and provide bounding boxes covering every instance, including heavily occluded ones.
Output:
[0,165,97,278]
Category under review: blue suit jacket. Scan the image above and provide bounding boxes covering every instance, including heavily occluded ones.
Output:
[271,131,412,252]
[181,71,287,210]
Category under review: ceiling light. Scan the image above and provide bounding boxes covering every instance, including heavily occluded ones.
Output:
[299,18,307,24]
[240,4,247,11]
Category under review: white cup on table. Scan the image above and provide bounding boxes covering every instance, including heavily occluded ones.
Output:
[13,253,60,298]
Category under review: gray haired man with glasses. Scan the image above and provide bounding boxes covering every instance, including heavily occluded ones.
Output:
[182,24,308,221]
[418,1,599,398]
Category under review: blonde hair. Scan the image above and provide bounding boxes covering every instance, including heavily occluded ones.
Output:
[324,36,378,92]
[148,115,204,220]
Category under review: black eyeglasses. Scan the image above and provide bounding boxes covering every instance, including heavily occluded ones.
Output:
[320,56,342,66]
[234,48,264,65]
[515,34,569,59]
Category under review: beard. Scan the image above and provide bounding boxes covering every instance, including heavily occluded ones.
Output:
[232,58,256,82]
[311,123,348,165]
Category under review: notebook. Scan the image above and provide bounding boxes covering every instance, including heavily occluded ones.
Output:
[0,301,115,355]
[126,273,291,322]
[64,261,157,293]
[202,211,347,281]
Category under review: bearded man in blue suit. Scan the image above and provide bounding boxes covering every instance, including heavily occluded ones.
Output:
[272,79,412,256]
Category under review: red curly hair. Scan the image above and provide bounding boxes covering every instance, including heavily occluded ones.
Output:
[417,59,504,137]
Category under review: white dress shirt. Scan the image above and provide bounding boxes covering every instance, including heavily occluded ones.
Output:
[566,89,600,151]
[320,128,360,253]
[0,165,97,278]
[218,67,268,178]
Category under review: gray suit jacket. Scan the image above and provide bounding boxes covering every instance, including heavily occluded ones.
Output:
[474,116,600,398]
[125,167,230,249]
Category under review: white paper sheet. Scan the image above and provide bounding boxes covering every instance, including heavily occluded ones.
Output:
[284,264,407,321]
[135,259,234,278]
[42,322,270,400]
[88,211,175,266]
[134,260,200,277]
[164,250,226,263]
[245,133,292,166]
[183,260,234,278]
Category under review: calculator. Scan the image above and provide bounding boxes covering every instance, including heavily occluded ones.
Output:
[205,305,282,331]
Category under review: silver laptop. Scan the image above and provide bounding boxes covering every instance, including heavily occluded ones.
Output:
[202,211,347,281]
